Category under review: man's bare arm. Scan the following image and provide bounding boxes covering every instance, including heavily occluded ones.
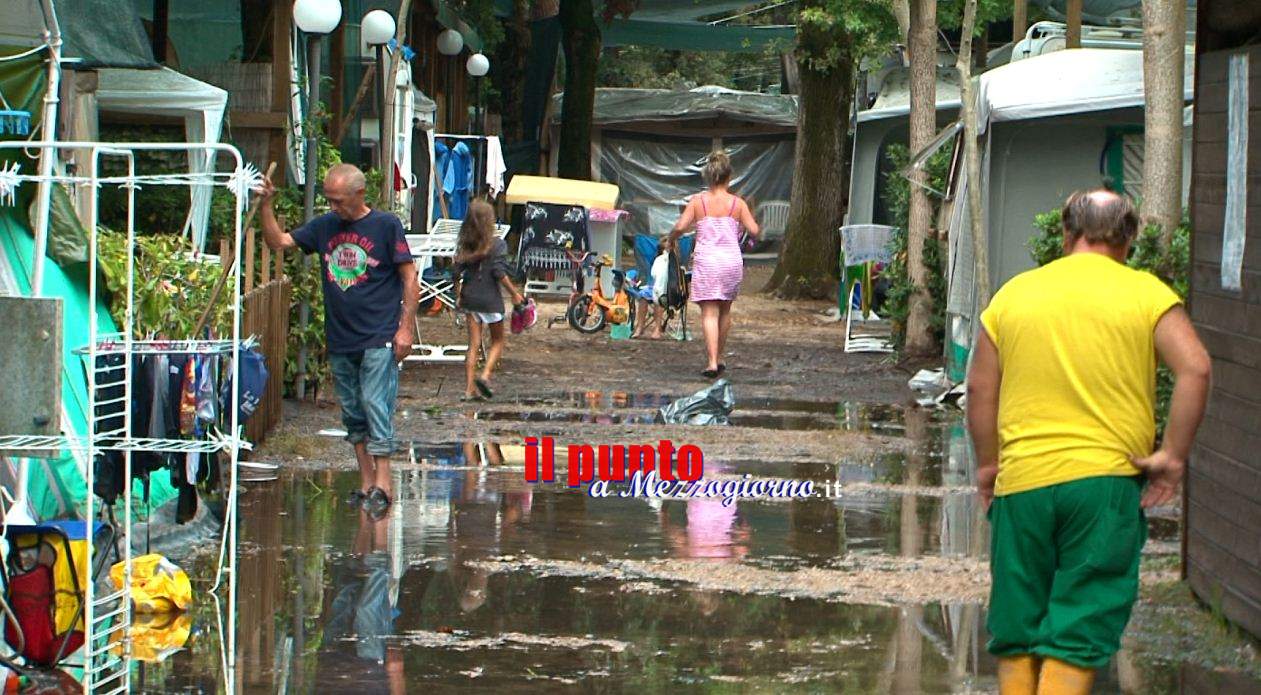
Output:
[258,177,297,251]
[1132,306,1211,508]
[966,328,1002,508]
[393,260,420,362]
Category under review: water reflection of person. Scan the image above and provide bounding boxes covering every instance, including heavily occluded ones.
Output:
[319,509,405,695]
[660,497,750,561]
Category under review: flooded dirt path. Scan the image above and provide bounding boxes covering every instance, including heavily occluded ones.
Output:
[147,265,1259,692]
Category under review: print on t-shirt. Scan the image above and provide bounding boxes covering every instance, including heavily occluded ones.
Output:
[325,232,382,290]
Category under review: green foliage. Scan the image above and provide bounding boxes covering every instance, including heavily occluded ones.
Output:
[1027,210,1191,437]
[599,46,782,91]
[937,0,1013,35]
[797,1,899,71]
[880,142,953,352]
[96,230,232,339]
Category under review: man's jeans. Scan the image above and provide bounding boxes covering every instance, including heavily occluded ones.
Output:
[329,347,398,457]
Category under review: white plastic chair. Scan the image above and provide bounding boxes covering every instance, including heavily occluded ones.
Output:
[755,201,791,240]
[838,224,895,354]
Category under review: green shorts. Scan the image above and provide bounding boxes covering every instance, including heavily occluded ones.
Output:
[986,475,1146,669]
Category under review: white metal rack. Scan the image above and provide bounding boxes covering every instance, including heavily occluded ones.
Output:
[0,141,252,692]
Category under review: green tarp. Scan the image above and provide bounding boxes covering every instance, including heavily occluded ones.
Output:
[555,87,798,127]
[602,19,793,53]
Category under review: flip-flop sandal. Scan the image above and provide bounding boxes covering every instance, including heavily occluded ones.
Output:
[701,368,719,379]
[475,378,494,399]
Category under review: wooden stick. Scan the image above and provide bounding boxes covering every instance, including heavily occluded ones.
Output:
[274,243,284,280]
[260,242,272,284]
[244,222,256,293]
[193,162,277,336]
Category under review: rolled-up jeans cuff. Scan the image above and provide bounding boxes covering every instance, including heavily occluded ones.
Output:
[365,439,396,457]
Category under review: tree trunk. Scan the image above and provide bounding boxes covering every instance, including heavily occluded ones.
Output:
[558,0,601,180]
[904,0,937,357]
[892,0,912,44]
[1141,0,1186,244]
[494,0,533,141]
[763,37,853,299]
[957,0,989,305]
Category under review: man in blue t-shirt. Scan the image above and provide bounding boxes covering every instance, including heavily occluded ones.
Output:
[260,163,419,513]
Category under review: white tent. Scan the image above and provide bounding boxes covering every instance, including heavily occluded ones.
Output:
[79,67,228,249]
[943,48,1194,379]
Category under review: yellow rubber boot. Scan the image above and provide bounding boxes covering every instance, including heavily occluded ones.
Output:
[1036,657,1096,695]
[997,655,1040,695]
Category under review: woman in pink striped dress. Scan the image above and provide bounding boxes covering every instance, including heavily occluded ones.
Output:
[668,151,761,379]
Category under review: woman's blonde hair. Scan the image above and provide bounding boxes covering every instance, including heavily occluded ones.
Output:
[702,150,732,187]
[455,199,497,264]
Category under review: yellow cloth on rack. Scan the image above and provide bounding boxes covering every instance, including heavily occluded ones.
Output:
[109,553,192,613]
[110,611,192,663]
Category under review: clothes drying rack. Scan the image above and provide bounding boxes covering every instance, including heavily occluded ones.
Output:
[0,141,252,693]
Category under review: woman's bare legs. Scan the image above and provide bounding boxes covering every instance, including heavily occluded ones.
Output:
[717,300,733,365]
[699,300,721,372]
[480,320,506,382]
[464,319,482,396]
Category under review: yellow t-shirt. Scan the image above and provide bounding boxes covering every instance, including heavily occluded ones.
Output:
[979,252,1182,496]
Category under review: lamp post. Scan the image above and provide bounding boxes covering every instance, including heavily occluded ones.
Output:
[362,9,395,204]
[436,28,464,131]
[293,0,342,401]
[466,52,489,135]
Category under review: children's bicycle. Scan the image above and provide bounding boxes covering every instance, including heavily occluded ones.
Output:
[550,250,636,334]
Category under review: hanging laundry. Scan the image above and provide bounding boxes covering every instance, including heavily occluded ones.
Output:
[194,356,216,426]
[485,136,507,198]
[178,357,197,436]
[147,354,172,440]
[447,141,474,220]
[433,140,453,222]
[219,348,269,425]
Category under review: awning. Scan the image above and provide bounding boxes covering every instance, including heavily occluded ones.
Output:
[976,48,1195,132]
[0,0,156,68]
[505,176,620,210]
[602,19,794,53]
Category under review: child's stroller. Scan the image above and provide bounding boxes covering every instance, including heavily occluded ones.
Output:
[628,245,690,339]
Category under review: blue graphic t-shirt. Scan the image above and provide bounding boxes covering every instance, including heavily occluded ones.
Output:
[292,209,413,354]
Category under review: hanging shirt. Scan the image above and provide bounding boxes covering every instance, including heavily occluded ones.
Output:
[292,209,414,354]
[433,141,452,222]
[448,141,474,220]
[485,136,506,197]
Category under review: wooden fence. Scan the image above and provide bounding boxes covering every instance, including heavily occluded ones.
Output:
[230,236,291,446]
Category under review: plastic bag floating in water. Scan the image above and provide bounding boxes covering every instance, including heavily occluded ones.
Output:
[655,380,734,426]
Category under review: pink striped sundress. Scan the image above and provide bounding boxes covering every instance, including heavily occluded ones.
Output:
[689,195,744,302]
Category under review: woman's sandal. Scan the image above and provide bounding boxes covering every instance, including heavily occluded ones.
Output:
[475,378,494,399]
[701,368,719,379]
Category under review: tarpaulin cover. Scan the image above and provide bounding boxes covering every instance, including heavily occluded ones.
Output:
[654,379,734,426]
[557,87,799,128]
[0,1,155,68]
[599,135,794,238]
[976,48,1195,132]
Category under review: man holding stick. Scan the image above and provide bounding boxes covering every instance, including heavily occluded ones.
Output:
[260,163,419,514]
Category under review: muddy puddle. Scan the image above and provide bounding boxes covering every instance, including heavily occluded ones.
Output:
[143,423,1219,692]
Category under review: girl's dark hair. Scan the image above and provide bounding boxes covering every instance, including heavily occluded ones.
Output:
[456,200,497,264]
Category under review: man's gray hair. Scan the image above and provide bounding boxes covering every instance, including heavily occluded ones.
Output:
[1061,189,1139,247]
[326,163,367,193]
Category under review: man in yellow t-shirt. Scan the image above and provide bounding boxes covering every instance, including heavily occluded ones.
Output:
[967,190,1211,695]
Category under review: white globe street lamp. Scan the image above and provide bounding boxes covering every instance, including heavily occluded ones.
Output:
[292,0,342,399]
[293,0,342,34]
[437,28,464,56]
[466,53,489,78]
[361,9,395,45]
[466,53,489,135]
